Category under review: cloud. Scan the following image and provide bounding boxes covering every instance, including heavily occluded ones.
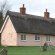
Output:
[0,0,55,18]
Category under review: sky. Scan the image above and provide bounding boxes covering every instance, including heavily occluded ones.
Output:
[0,0,55,18]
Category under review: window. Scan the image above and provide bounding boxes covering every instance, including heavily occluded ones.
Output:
[46,36,50,41]
[35,35,40,41]
[21,34,26,40]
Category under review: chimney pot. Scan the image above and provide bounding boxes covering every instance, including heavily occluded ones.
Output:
[23,4,24,8]
[44,9,50,19]
[46,9,47,12]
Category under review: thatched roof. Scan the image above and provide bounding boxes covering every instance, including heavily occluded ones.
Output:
[6,11,55,35]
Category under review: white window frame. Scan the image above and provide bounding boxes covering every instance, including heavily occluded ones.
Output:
[35,35,40,41]
[46,35,50,42]
[20,34,27,41]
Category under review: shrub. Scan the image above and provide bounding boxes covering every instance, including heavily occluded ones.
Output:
[43,42,48,51]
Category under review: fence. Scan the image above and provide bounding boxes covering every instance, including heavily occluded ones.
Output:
[0,48,7,55]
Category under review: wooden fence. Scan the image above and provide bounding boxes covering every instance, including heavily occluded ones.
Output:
[0,48,7,55]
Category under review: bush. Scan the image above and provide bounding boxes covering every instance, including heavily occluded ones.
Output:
[43,42,48,51]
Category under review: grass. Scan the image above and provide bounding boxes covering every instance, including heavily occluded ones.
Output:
[0,46,55,55]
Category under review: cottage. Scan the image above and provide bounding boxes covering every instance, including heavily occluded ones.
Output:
[1,4,55,46]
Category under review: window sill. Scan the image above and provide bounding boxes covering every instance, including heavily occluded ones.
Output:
[21,40,27,42]
[35,40,40,42]
[46,41,51,42]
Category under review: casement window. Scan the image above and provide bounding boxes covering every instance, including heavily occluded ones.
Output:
[35,35,40,41]
[21,34,26,40]
[46,36,50,41]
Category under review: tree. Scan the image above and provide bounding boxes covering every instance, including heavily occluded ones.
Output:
[0,0,11,20]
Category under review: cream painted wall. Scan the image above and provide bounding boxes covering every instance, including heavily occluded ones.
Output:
[51,36,55,46]
[1,16,17,46]
[17,33,55,46]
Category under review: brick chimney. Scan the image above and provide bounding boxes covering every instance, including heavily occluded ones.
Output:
[20,4,26,15]
[44,9,50,19]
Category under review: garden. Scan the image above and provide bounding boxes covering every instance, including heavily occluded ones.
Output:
[0,46,55,55]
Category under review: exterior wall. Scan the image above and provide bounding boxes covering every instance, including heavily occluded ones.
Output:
[50,36,55,46]
[17,33,55,46]
[1,16,17,46]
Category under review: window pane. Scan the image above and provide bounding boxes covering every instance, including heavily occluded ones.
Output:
[21,35,23,40]
[38,36,40,40]
[46,36,50,41]
[24,35,26,40]
[35,35,37,40]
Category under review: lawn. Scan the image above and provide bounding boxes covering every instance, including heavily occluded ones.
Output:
[0,46,55,55]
